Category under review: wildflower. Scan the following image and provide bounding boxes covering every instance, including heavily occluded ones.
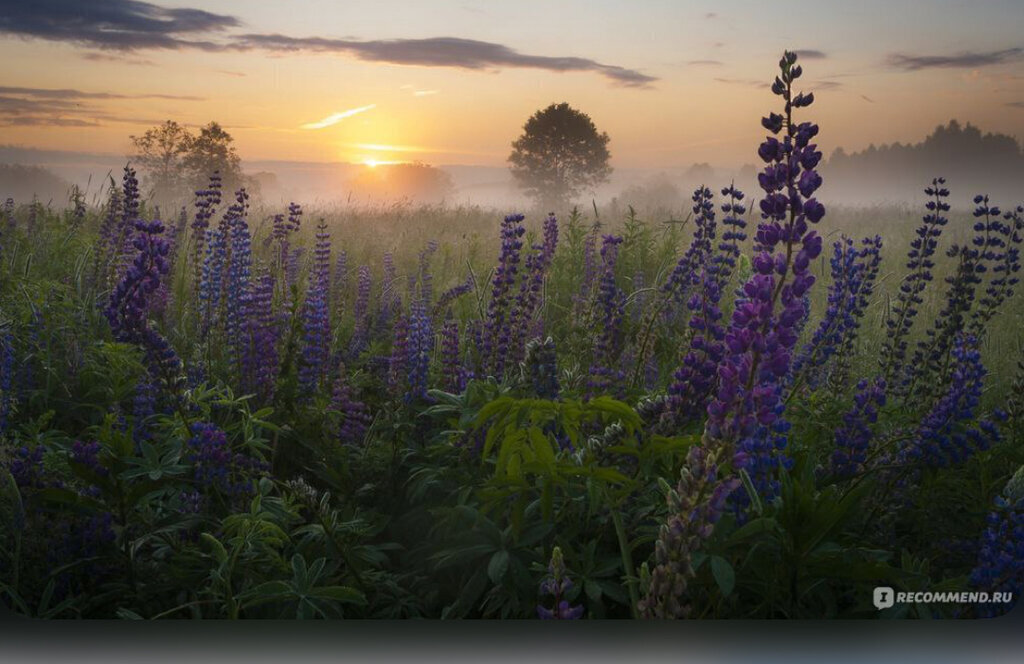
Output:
[969,466,1024,618]
[537,547,584,619]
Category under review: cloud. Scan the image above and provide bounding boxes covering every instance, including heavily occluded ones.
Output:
[861,94,875,103]
[216,70,246,77]
[795,49,828,60]
[704,12,717,19]
[413,89,439,96]
[80,52,155,65]
[811,80,842,90]
[0,86,204,101]
[232,34,657,87]
[886,48,1023,71]
[714,77,766,88]
[1,2,656,87]
[687,60,723,66]
[300,104,377,129]
[0,0,239,51]
[0,116,100,127]
[1007,101,1024,109]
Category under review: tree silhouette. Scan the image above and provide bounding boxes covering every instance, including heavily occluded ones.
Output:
[508,102,611,208]
[130,120,245,202]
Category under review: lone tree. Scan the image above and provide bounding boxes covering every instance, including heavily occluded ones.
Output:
[508,102,611,209]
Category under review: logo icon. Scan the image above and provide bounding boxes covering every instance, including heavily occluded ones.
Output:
[873,586,895,610]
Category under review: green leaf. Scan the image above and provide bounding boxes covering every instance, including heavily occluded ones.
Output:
[488,550,510,585]
[710,556,735,597]
[310,586,366,605]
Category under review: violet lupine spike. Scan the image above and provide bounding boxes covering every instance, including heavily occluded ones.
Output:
[704,50,824,509]
[899,334,997,469]
[663,186,717,306]
[789,235,882,395]
[904,196,998,399]
[298,224,332,397]
[587,235,626,397]
[522,336,560,400]
[388,315,410,397]
[483,214,526,379]
[537,547,584,620]
[191,172,222,291]
[830,377,887,479]
[349,264,373,358]
[433,276,474,317]
[186,422,266,498]
[572,220,602,316]
[242,271,280,403]
[639,440,741,619]
[198,227,227,336]
[968,466,1024,618]
[969,205,1023,337]
[406,299,432,402]
[439,313,464,394]
[225,213,254,375]
[332,367,372,446]
[511,214,559,364]
[104,219,183,390]
[880,179,949,384]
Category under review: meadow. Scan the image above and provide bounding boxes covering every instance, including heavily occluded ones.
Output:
[0,52,1021,620]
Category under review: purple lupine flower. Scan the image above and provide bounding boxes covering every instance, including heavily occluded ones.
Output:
[880,179,949,383]
[587,235,626,396]
[483,214,526,379]
[968,467,1023,618]
[900,334,996,468]
[349,264,373,357]
[191,171,222,290]
[0,333,15,435]
[104,219,182,387]
[439,313,465,393]
[573,221,601,315]
[903,196,998,398]
[522,336,560,400]
[198,227,227,335]
[406,299,432,402]
[433,276,474,317]
[70,440,109,478]
[970,205,1023,336]
[298,223,332,397]
[704,51,824,508]
[789,235,882,393]
[131,379,157,445]
[537,546,584,620]
[388,314,410,397]
[287,201,302,232]
[332,366,372,446]
[185,422,267,498]
[639,440,741,619]
[830,377,886,479]
[664,186,717,306]
[510,214,559,364]
[225,213,254,373]
[242,271,280,402]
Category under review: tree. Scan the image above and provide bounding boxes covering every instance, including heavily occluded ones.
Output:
[129,120,246,202]
[508,102,611,208]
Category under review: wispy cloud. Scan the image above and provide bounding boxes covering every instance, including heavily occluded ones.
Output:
[886,48,1023,71]
[795,49,828,60]
[687,60,723,66]
[0,86,204,101]
[216,70,246,77]
[0,2,657,88]
[812,80,842,90]
[0,0,238,51]
[300,104,377,129]
[861,94,875,103]
[714,77,766,88]
[1007,101,1024,109]
[233,34,657,87]
[413,89,439,96]
[80,52,155,66]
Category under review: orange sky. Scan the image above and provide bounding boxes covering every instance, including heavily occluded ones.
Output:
[0,0,1022,169]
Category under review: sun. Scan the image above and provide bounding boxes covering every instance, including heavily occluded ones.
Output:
[362,158,403,168]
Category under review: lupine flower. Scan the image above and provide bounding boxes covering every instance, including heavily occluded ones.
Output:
[349,264,373,357]
[225,212,253,372]
[903,196,998,398]
[198,227,227,334]
[70,440,108,478]
[132,379,157,445]
[522,336,560,400]
[969,466,1023,618]
[332,365,372,446]
[510,214,559,363]
[406,298,432,402]
[388,315,409,397]
[790,235,882,393]
[587,235,627,397]
[298,223,332,397]
[537,546,584,620]
[639,439,741,619]
[969,205,1023,336]
[104,219,182,388]
[705,50,824,508]
[574,221,601,314]
[482,214,526,378]
[439,313,465,393]
[830,377,887,479]
[900,334,996,468]
[185,422,267,498]
[191,171,222,289]
[664,186,716,305]
[242,271,280,402]
[880,179,949,383]
[433,277,474,317]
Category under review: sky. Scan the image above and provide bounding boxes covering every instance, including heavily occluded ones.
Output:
[0,0,1022,170]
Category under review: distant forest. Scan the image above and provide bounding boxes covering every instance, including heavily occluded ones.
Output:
[823,120,1024,204]
[0,164,73,205]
